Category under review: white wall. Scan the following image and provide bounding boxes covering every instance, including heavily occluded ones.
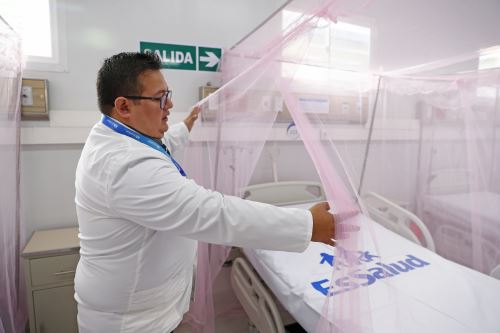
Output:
[21,144,83,236]
[20,0,500,238]
[360,0,500,71]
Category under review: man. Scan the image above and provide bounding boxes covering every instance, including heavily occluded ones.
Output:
[74,52,339,332]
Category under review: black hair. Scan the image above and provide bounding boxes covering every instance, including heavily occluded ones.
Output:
[96,52,162,115]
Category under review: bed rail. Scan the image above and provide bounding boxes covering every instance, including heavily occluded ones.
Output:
[363,192,436,252]
[242,181,324,206]
[230,257,285,333]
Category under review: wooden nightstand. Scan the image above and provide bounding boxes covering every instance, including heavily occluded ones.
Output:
[22,227,80,333]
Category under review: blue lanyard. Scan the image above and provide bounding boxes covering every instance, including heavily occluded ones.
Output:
[101,115,187,177]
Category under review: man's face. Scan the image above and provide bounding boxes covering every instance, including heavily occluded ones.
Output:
[128,70,173,138]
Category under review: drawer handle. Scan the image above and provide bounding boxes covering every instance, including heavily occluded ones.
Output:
[53,270,76,276]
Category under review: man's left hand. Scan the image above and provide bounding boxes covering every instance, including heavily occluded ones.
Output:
[184,105,202,132]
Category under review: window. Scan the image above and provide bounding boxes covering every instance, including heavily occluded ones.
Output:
[0,0,66,71]
[479,46,500,70]
[281,10,371,72]
[477,46,500,98]
[279,9,372,100]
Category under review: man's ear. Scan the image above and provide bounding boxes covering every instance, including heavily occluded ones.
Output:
[113,97,131,119]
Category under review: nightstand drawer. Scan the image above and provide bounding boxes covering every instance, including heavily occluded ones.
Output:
[30,254,79,287]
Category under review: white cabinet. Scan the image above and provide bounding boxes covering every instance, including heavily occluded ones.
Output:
[23,227,80,333]
[33,285,78,333]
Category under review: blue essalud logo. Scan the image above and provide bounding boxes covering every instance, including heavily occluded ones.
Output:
[311,247,430,296]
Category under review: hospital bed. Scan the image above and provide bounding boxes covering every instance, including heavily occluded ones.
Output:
[421,169,500,275]
[231,182,500,333]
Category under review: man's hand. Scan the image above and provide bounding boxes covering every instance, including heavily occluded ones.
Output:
[309,202,359,246]
[184,105,202,132]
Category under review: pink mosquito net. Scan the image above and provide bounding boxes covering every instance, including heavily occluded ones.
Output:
[178,0,500,332]
[0,16,26,333]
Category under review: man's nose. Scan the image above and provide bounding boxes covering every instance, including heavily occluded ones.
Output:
[165,98,173,110]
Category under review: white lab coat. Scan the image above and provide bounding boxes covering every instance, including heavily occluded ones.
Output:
[74,118,313,333]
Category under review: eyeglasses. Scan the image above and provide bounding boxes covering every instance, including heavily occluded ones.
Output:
[123,90,172,110]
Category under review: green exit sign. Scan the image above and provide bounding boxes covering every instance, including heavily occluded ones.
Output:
[198,46,221,72]
[140,41,222,72]
[140,41,196,70]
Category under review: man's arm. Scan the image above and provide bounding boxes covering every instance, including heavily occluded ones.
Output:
[109,155,313,252]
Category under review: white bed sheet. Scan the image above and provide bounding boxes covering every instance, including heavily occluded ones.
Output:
[243,202,500,332]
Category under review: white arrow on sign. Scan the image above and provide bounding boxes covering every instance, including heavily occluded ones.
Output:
[199,51,220,68]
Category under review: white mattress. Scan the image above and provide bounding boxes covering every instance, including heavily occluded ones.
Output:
[243,202,500,332]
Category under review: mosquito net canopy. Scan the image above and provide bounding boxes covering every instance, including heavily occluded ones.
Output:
[177,0,500,331]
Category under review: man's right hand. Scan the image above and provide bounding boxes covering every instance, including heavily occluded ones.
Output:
[309,202,359,246]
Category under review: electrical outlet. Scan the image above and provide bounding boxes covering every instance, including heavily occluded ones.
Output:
[21,86,34,106]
